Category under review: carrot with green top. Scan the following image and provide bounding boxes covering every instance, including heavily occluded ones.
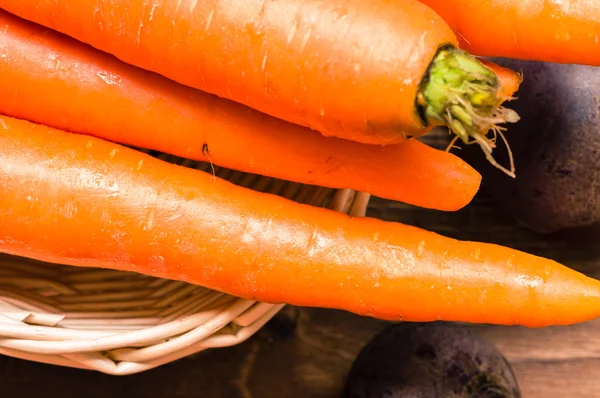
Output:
[419,0,600,66]
[1,114,599,327]
[0,10,524,210]
[0,0,520,175]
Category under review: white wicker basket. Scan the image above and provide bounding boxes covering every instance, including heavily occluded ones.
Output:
[0,151,371,375]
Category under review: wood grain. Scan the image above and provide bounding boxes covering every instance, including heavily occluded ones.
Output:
[478,320,600,363]
[511,359,600,398]
[474,319,600,397]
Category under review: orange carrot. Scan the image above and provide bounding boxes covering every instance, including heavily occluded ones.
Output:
[0,10,490,212]
[0,0,519,149]
[2,114,600,327]
[481,59,522,100]
[419,0,600,66]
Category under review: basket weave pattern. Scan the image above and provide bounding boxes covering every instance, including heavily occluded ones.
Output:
[0,153,370,375]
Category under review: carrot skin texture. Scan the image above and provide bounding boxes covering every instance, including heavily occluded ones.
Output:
[419,0,600,66]
[481,59,521,100]
[0,10,481,211]
[0,0,460,144]
[1,115,600,327]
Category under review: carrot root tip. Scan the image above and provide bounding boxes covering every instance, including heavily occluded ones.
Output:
[418,46,520,177]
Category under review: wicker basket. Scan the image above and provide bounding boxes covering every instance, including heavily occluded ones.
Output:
[0,151,371,375]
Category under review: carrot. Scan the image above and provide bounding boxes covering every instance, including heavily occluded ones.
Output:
[0,0,519,161]
[418,0,600,66]
[0,10,489,212]
[2,114,600,327]
[481,59,522,100]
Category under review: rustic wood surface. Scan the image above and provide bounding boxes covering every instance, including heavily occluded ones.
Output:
[1,187,599,397]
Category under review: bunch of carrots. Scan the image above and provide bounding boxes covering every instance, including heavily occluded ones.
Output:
[1,0,600,328]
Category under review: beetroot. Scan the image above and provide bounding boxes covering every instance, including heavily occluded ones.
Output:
[464,58,600,234]
[343,322,520,398]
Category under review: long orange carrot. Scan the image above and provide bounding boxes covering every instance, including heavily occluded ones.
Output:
[0,0,519,149]
[0,10,493,212]
[419,0,600,66]
[2,114,599,327]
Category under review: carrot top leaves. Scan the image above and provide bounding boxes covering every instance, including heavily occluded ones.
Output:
[417,46,520,177]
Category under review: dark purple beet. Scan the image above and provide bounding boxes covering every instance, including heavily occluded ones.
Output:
[343,322,520,398]
[463,58,600,234]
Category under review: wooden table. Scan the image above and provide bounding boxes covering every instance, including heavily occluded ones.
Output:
[1,189,599,397]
